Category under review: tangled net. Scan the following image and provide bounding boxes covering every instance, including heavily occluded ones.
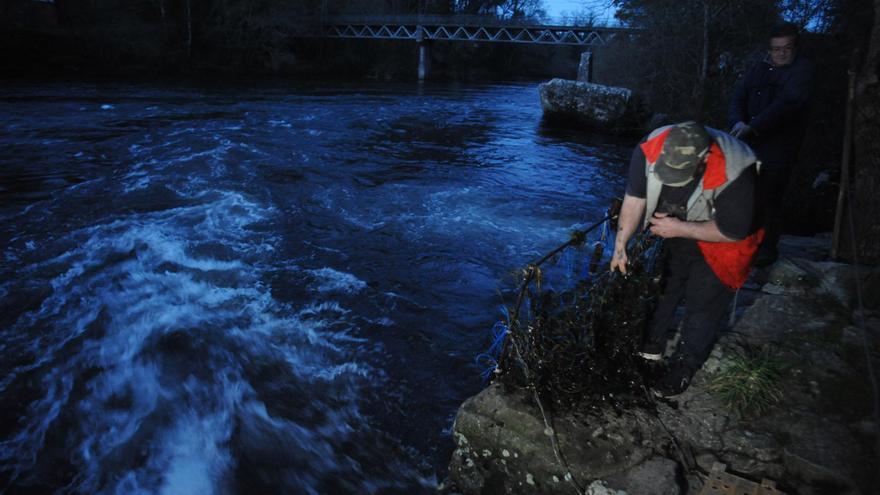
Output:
[479,216,665,411]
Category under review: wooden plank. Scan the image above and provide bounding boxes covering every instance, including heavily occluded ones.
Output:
[698,463,786,495]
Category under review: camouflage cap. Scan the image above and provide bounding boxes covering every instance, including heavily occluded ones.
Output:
[654,121,711,187]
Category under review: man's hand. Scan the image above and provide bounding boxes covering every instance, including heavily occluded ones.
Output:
[648,212,684,238]
[731,121,752,139]
[609,246,629,274]
[610,193,646,275]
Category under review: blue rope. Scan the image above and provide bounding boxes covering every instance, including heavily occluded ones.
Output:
[580,254,591,280]
[477,357,499,382]
[562,248,573,285]
[499,304,510,321]
[475,319,509,382]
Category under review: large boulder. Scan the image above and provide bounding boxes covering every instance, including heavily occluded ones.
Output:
[538,79,647,133]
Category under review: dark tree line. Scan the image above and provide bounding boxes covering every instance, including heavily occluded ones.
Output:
[851,0,880,263]
[43,0,324,71]
[609,0,808,118]
[1,0,551,73]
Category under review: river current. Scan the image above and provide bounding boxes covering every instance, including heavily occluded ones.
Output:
[0,80,629,494]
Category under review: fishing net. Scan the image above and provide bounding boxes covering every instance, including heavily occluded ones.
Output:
[478,212,665,411]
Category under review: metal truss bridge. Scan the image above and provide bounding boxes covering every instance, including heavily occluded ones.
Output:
[295,15,635,79]
[310,15,630,46]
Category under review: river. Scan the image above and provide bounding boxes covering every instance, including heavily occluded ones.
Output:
[0,80,629,494]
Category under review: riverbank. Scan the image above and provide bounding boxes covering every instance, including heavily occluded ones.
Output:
[443,234,879,495]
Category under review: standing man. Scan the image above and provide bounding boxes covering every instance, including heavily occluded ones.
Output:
[611,122,762,396]
[729,22,813,266]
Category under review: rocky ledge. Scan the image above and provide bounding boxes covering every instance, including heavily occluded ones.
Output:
[538,79,648,134]
[444,235,879,495]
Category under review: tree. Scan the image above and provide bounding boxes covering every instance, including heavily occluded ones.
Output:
[451,0,545,18]
[497,0,547,19]
[779,0,838,31]
[851,0,880,262]
[610,0,779,120]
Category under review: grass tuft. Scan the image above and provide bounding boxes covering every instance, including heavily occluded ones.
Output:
[709,344,787,416]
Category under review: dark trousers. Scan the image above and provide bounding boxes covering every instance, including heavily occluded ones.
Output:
[646,240,734,370]
[756,165,792,253]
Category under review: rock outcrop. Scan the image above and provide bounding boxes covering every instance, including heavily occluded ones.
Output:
[445,235,879,495]
[447,382,679,495]
[538,79,647,134]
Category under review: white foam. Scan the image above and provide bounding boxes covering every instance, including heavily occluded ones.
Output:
[0,370,74,473]
[307,267,367,294]
[157,409,236,495]
[268,119,292,128]
[1,143,408,492]
[315,362,370,381]
[76,361,162,477]
[298,300,350,318]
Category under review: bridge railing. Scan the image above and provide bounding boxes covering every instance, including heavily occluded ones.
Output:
[312,14,627,30]
[290,15,636,46]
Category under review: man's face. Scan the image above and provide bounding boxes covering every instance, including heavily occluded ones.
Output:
[769,35,797,67]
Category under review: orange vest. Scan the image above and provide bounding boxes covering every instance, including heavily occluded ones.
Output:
[641,131,763,290]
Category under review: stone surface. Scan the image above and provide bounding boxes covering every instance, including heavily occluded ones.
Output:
[604,457,680,495]
[764,258,818,294]
[585,480,625,495]
[780,413,869,493]
[538,79,646,133]
[447,382,664,495]
[724,289,849,346]
[445,242,877,495]
[812,261,880,310]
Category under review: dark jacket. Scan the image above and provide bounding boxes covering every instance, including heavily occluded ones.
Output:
[728,54,813,167]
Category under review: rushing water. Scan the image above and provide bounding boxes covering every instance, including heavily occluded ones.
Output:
[0,80,629,494]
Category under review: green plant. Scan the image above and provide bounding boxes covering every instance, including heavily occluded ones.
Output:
[709,345,787,415]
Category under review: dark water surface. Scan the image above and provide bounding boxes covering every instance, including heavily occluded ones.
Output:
[0,80,629,494]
